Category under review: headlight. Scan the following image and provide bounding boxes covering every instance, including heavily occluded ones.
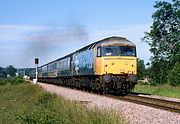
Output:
[103,74,112,83]
[128,74,137,83]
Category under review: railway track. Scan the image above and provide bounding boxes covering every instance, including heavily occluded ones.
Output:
[107,94,180,114]
[37,81,180,114]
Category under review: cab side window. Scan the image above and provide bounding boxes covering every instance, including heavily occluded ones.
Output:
[97,47,101,57]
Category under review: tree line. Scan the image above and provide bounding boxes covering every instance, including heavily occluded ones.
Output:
[138,0,180,86]
[0,65,34,78]
[0,65,16,78]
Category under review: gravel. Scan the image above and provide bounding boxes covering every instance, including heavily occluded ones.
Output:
[38,83,180,124]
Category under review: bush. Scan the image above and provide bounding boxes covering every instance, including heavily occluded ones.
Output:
[168,62,180,86]
[11,77,27,85]
[0,77,28,86]
[0,78,6,85]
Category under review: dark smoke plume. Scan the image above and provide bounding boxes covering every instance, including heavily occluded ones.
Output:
[23,24,88,66]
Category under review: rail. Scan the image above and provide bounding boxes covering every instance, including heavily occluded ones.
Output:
[111,94,180,114]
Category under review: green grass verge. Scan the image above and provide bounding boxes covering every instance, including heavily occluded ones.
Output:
[133,84,180,98]
[0,83,124,124]
[0,77,28,85]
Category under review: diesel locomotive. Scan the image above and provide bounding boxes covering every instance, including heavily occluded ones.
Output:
[35,36,138,95]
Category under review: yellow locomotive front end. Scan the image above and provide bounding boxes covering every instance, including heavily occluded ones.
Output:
[94,37,137,94]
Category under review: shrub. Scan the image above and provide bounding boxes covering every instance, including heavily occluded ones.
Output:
[0,77,28,86]
[9,77,27,85]
[168,62,180,86]
[0,78,6,85]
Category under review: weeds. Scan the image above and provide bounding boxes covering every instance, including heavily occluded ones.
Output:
[0,77,27,86]
[0,83,124,124]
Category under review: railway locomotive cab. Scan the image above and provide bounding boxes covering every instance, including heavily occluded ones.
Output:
[94,37,137,94]
[37,36,137,95]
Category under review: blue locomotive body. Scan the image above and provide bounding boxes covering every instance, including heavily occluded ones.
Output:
[73,49,94,76]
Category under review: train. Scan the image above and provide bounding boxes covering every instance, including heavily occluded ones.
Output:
[31,36,138,95]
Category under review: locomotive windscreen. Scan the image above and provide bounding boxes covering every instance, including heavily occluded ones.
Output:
[102,46,136,56]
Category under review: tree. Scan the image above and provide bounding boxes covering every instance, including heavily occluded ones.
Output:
[137,59,146,80]
[142,0,180,84]
[0,67,7,78]
[6,65,16,77]
[168,62,180,86]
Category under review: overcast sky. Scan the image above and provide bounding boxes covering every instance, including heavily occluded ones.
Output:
[0,0,172,68]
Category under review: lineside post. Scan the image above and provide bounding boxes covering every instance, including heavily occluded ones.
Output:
[34,58,39,83]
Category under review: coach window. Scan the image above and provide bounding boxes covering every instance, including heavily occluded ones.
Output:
[97,47,101,57]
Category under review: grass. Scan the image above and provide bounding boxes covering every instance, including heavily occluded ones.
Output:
[0,77,28,85]
[0,82,124,124]
[133,84,180,98]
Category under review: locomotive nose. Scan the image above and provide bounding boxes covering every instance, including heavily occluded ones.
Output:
[104,57,137,75]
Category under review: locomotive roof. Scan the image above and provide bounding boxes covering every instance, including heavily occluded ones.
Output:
[96,36,135,47]
[75,36,135,53]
